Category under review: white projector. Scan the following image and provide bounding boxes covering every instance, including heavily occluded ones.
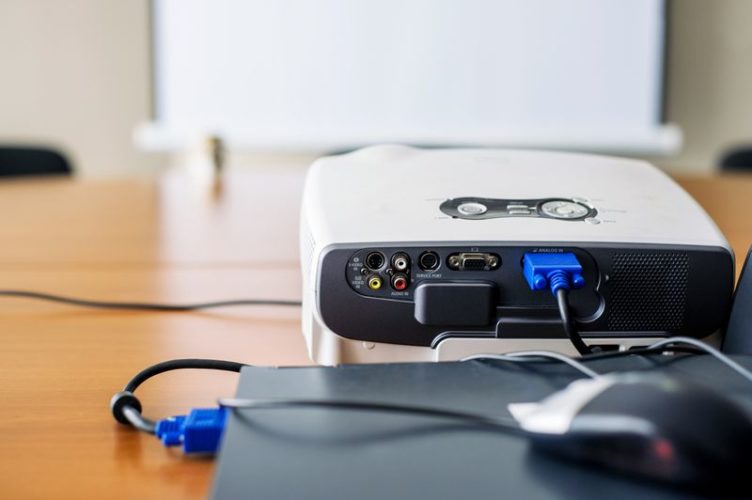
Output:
[300,145,733,365]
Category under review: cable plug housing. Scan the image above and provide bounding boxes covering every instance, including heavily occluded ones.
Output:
[155,407,228,454]
[523,252,585,295]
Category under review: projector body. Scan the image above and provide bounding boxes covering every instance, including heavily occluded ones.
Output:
[300,146,733,365]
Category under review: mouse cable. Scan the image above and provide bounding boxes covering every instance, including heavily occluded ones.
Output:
[555,288,592,355]
[0,290,301,311]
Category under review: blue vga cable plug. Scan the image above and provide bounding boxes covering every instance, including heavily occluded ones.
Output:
[155,407,228,454]
[522,252,585,295]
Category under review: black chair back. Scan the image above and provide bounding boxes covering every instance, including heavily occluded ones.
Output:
[720,147,752,172]
[0,146,73,177]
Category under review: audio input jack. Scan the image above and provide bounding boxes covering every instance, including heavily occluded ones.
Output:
[391,253,410,272]
[391,273,409,291]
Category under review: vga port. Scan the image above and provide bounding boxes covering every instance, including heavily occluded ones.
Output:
[447,252,500,271]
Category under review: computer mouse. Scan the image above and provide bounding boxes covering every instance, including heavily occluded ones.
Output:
[508,373,752,490]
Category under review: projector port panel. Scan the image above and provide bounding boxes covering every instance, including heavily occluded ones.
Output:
[318,243,733,347]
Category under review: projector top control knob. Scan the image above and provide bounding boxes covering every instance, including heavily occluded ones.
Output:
[457,202,488,216]
[540,200,590,219]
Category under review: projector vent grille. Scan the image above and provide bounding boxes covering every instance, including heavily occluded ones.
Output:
[608,252,689,331]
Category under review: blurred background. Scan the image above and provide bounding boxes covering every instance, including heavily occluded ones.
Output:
[0,0,751,177]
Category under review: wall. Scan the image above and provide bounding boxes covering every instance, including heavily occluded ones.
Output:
[0,0,162,177]
[661,0,752,172]
[1,0,751,176]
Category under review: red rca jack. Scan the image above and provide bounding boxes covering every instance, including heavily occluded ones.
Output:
[391,273,409,291]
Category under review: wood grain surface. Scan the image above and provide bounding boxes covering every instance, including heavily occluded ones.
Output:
[0,170,750,499]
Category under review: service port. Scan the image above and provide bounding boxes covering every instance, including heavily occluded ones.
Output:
[367,276,383,290]
[447,252,501,271]
[365,252,385,270]
[391,273,409,291]
[418,251,440,271]
[391,252,410,272]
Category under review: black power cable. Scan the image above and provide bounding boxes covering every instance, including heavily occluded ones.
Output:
[0,290,301,311]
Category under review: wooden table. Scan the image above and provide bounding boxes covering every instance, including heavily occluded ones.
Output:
[1,170,751,499]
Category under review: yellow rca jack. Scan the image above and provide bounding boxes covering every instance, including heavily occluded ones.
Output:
[367,276,383,290]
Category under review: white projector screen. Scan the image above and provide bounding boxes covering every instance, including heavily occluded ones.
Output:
[139,0,679,154]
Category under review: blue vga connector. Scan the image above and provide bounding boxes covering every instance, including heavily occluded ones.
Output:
[155,407,228,454]
[522,252,585,295]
